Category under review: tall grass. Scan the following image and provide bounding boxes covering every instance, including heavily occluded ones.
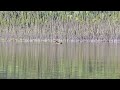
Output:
[0,11,120,42]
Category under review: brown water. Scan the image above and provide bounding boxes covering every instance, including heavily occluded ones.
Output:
[0,42,120,79]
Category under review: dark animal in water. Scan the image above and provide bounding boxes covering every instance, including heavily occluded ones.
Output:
[54,40,62,44]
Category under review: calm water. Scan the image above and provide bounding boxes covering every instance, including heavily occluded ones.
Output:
[0,42,120,79]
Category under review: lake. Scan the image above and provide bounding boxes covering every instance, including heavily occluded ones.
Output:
[0,42,120,79]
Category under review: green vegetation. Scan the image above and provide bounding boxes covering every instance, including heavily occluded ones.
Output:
[0,11,120,26]
[0,11,120,42]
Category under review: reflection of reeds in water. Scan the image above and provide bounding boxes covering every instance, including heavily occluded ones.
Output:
[0,42,120,79]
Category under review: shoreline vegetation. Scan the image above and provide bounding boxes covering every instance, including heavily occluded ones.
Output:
[0,38,120,43]
[0,11,120,43]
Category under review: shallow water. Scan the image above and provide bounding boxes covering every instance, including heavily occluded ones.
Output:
[0,42,120,79]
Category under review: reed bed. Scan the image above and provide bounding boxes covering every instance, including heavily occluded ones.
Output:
[0,11,120,42]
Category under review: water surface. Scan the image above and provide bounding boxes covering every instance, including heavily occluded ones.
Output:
[0,42,120,79]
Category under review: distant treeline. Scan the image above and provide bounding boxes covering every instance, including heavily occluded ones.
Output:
[0,11,120,41]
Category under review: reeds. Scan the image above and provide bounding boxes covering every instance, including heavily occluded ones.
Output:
[0,11,120,42]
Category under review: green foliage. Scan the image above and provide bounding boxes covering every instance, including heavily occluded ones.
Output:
[0,11,120,41]
[0,11,119,27]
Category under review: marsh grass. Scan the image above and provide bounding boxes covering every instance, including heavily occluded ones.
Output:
[0,11,120,42]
